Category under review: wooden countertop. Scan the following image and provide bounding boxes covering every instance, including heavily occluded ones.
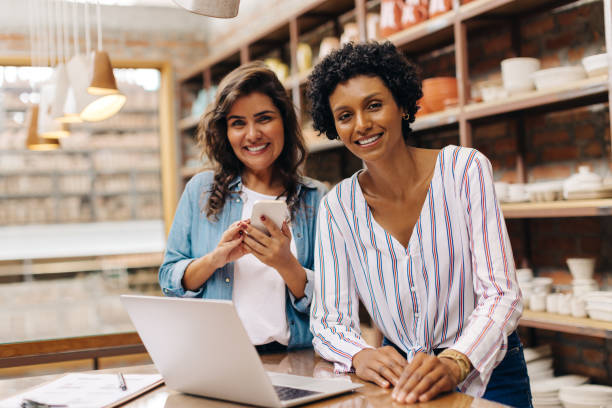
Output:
[0,349,507,407]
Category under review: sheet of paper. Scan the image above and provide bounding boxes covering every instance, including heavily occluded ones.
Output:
[0,373,163,408]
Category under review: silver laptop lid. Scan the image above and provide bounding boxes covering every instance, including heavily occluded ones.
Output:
[120,295,283,407]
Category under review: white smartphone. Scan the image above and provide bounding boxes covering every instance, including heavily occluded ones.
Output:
[250,200,289,233]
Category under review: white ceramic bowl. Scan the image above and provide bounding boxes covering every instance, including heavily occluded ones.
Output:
[532,66,586,91]
[582,53,609,77]
[517,268,534,282]
[501,57,540,95]
[532,277,553,294]
[567,258,596,280]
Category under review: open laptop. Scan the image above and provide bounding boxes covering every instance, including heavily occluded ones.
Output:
[120,295,361,407]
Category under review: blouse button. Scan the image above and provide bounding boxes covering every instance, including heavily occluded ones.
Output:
[235,199,240,203]
[414,313,420,318]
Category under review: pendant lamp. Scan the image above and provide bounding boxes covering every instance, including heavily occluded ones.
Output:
[172,0,240,18]
[38,0,70,139]
[80,0,125,121]
[39,80,70,138]
[26,105,60,150]
[53,0,82,123]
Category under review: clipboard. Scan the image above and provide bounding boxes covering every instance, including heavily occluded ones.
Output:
[0,373,164,408]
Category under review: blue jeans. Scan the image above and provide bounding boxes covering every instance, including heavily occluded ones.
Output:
[383,331,533,408]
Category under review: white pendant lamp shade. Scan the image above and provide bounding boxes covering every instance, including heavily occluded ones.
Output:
[61,85,82,123]
[27,105,60,151]
[50,63,82,123]
[80,92,126,122]
[67,53,97,113]
[38,81,70,139]
[172,0,240,18]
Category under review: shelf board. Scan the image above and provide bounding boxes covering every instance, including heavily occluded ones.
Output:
[464,75,609,120]
[412,107,460,132]
[387,11,456,54]
[459,0,578,22]
[501,199,612,218]
[306,138,344,153]
[178,115,200,131]
[519,310,612,339]
[0,252,164,277]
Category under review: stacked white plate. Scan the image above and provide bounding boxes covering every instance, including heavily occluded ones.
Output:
[559,384,612,408]
[524,345,553,363]
[527,357,554,381]
[585,291,612,322]
[531,375,589,408]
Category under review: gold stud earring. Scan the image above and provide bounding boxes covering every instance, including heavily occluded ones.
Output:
[401,112,409,121]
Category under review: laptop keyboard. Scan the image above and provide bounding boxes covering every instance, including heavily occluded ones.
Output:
[274,385,321,401]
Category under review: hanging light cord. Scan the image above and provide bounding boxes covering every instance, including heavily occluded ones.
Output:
[55,0,64,64]
[96,0,102,51]
[84,0,91,55]
[72,0,79,55]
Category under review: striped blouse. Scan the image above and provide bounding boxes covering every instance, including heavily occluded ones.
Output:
[310,145,522,397]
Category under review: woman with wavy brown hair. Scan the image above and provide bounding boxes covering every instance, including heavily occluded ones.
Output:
[159,61,327,351]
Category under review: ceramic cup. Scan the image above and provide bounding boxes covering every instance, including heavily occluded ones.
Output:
[570,296,587,318]
[557,294,572,315]
[530,293,546,312]
[546,293,559,313]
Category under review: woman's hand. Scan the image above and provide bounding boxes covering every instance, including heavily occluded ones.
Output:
[352,347,408,388]
[182,220,248,291]
[209,220,249,268]
[242,215,306,298]
[391,352,461,403]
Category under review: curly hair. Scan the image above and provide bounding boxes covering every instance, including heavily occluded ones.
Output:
[197,61,307,220]
[307,41,422,141]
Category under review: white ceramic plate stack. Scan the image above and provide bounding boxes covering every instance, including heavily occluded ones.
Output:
[532,66,587,91]
[581,53,609,78]
[524,345,553,364]
[584,291,612,322]
[559,384,612,408]
[526,181,564,202]
[527,357,555,381]
[517,268,534,307]
[563,166,612,200]
[531,375,589,408]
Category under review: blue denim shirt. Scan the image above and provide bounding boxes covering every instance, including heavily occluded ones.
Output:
[159,171,327,349]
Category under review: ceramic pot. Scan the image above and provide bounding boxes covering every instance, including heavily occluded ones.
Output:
[380,0,403,37]
[429,0,451,17]
[421,76,457,112]
[401,0,428,29]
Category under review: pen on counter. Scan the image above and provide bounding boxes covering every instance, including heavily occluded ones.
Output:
[21,398,67,408]
[117,372,127,391]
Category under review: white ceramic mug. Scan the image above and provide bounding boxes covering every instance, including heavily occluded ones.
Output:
[546,293,559,313]
[530,293,546,312]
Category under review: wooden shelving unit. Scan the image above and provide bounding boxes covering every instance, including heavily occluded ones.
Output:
[502,199,612,218]
[463,76,609,121]
[520,310,612,339]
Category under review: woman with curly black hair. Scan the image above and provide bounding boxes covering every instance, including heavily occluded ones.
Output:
[159,61,327,352]
[308,42,531,407]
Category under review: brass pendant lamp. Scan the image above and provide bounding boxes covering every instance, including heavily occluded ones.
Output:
[27,105,61,151]
[80,0,125,121]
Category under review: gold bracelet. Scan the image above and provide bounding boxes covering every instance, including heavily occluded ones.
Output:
[438,349,472,383]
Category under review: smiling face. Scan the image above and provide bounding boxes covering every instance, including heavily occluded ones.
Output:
[329,75,405,162]
[226,92,285,177]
